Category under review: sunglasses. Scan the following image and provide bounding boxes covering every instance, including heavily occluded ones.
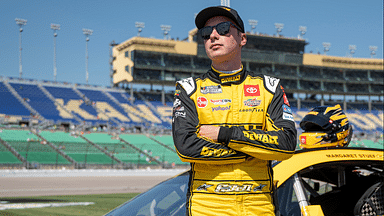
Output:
[199,21,242,40]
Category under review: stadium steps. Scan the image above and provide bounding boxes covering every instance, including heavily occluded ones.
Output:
[119,134,182,166]
[82,133,136,165]
[72,87,122,126]
[147,134,186,165]
[38,131,118,166]
[0,129,70,167]
[0,137,29,166]
[120,91,133,103]
[117,136,164,166]
[118,92,163,125]
[135,92,166,122]
[78,134,127,166]
[37,84,83,124]
[102,90,149,124]
[30,129,78,166]
[2,81,45,121]
[146,134,176,153]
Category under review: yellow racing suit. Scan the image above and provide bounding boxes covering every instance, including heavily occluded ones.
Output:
[172,67,297,215]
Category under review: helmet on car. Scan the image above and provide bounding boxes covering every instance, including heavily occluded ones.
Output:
[299,104,353,149]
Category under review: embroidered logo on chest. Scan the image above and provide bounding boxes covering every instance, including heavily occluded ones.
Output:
[244,85,260,97]
[197,96,208,108]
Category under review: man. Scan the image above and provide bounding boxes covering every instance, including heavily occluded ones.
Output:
[172,6,297,215]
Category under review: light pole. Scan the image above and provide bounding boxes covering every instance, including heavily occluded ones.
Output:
[274,23,284,37]
[369,46,377,58]
[348,45,356,57]
[299,26,307,39]
[248,19,258,34]
[51,24,60,82]
[160,25,171,40]
[135,22,145,37]
[83,29,93,84]
[15,18,27,78]
[322,42,331,55]
[221,0,230,7]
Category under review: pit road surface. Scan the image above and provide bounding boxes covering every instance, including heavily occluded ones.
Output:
[0,169,187,197]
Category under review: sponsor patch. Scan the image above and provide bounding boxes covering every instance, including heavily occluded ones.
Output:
[283,113,294,122]
[210,99,231,105]
[174,106,184,112]
[244,85,260,97]
[243,131,279,145]
[300,136,306,144]
[264,75,279,93]
[239,108,264,113]
[280,86,290,106]
[174,111,186,118]
[212,106,230,112]
[221,75,241,83]
[194,182,269,194]
[200,146,236,157]
[283,94,290,106]
[201,85,222,94]
[173,99,181,108]
[196,183,213,191]
[282,104,292,114]
[215,184,253,193]
[174,90,180,96]
[244,98,261,107]
[197,96,208,108]
[177,77,195,95]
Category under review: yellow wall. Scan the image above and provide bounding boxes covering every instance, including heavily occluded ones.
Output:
[112,36,198,85]
[303,53,383,70]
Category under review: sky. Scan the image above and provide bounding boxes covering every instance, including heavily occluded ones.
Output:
[0,0,382,87]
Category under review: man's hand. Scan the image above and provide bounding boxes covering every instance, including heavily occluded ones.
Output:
[199,125,220,142]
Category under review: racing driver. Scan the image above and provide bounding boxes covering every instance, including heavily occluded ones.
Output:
[172,6,297,216]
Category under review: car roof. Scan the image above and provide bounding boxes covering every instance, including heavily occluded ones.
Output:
[273,147,384,187]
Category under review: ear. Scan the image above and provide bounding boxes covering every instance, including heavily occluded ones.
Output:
[240,33,247,47]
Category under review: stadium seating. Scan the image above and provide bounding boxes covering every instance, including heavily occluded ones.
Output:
[0,78,382,167]
[44,85,109,125]
[119,134,185,165]
[0,141,22,164]
[9,83,62,120]
[1,79,381,134]
[0,82,31,116]
[39,131,112,164]
[83,133,139,164]
[78,88,130,124]
[0,129,70,164]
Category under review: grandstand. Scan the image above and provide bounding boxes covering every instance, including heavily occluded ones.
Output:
[0,28,382,169]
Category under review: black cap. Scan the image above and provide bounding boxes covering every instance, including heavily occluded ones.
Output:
[195,6,245,33]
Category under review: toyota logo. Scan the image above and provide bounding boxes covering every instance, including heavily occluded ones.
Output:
[246,87,258,94]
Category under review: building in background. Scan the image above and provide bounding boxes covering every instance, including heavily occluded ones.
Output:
[112,28,383,111]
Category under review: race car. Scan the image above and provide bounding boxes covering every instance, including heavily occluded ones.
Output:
[106,105,383,216]
[105,147,383,216]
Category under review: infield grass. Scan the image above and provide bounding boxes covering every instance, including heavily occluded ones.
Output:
[0,193,140,216]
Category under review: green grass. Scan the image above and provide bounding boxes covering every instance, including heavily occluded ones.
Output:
[0,193,140,216]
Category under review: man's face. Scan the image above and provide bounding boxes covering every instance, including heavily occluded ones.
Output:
[203,16,246,63]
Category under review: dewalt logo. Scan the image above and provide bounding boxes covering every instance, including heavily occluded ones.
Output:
[200,146,236,157]
[243,131,279,145]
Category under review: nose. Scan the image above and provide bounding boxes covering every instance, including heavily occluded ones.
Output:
[209,28,220,40]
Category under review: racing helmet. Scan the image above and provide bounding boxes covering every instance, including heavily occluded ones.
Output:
[299,104,353,149]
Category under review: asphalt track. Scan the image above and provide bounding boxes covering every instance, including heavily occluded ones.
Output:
[0,169,188,197]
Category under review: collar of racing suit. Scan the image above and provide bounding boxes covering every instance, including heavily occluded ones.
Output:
[207,66,247,85]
